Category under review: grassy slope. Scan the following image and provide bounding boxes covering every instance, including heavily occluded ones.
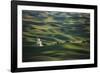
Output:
[22,11,90,62]
[23,43,90,62]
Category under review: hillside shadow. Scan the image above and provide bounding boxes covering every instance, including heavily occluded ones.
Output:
[23,43,90,62]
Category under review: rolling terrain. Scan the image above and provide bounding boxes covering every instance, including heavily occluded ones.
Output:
[22,10,90,62]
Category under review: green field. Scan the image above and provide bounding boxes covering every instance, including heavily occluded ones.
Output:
[22,10,90,62]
